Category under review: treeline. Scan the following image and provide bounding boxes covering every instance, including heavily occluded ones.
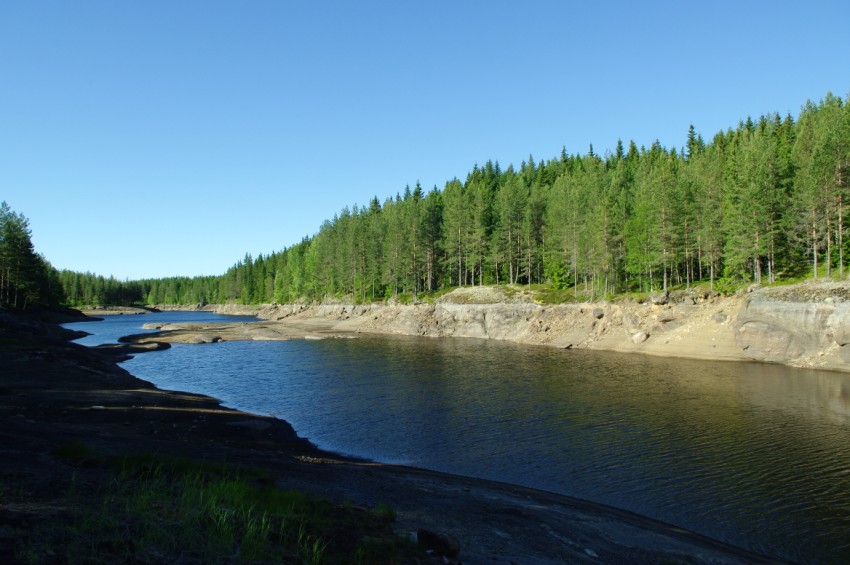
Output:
[0,202,63,310]
[56,270,147,307]
[263,93,849,303]
[56,264,272,307]
[56,267,272,307]
[55,92,850,306]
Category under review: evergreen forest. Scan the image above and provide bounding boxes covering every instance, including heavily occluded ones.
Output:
[4,93,849,310]
[0,202,64,310]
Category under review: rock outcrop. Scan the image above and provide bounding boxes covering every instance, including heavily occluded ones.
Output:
[140,281,850,373]
[251,287,747,363]
[734,283,850,371]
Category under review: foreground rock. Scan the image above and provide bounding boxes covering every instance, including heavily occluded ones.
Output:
[0,312,777,563]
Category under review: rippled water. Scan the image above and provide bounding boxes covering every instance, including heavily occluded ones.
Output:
[69,314,850,563]
[65,311,259,346]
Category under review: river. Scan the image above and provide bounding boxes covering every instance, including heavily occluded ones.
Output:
[66,312,850,563]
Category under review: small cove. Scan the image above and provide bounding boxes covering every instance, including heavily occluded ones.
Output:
[66,312,850,564]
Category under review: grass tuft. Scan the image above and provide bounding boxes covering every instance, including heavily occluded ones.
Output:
[12,448,424,563]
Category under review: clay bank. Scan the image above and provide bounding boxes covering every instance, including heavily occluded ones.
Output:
[130,281,850,374]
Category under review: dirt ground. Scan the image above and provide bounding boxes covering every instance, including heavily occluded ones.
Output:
[0,311,783,564]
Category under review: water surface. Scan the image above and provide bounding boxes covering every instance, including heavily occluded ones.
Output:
[72,314,850,563]
[64,311,258,346]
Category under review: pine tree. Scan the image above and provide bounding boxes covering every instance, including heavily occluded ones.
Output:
[494,171,526,284]
[0,202,58,309]
[440,179,467,287]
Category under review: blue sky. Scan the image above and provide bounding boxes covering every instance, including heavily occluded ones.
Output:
[1,1,848,280]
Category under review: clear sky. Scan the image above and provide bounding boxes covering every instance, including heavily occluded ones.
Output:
[1,1,848,280]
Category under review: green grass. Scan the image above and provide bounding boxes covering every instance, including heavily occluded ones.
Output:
[534,286,596,304]
[371,502,396,523]
[413,287,455,304]
[394,292,414,305]
[615,290,651,303]
[19,445,424,564]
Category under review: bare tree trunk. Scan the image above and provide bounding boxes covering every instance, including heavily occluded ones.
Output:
[709,262,715,293]
[573,244,578,299]
[768,237,775,284]
[507,226,514,285]
[839,192,844,278]
[813,213,819,279]
[827,212,832,279]
[698,240,704,281]
[479,249,484,286]
[457,239,462,287]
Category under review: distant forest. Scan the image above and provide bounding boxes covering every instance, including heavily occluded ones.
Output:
[4,93,848,310]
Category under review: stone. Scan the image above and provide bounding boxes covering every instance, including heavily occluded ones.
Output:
[649,290,669,305]
[632,331,649,344]
[712,312,728,323]
[657,311,675,323]
[592,308,604,319]
[622,312,640,333]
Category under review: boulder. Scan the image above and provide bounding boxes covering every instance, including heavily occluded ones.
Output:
[649,290,669,305]
[632,331,649,344]
[656,311,676,323]
[592,307,604,319]
[622,312,641,333]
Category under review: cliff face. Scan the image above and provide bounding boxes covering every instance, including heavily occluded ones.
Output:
[255,287,748,363]
[734,284,850,372]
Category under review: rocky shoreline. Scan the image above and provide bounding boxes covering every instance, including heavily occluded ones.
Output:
[140,281,850,374]
[0,309,784,563]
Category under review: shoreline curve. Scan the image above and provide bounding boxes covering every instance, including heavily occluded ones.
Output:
[0,309,787,563]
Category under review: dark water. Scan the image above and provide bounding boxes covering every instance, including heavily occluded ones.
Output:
[68,314,850,563]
